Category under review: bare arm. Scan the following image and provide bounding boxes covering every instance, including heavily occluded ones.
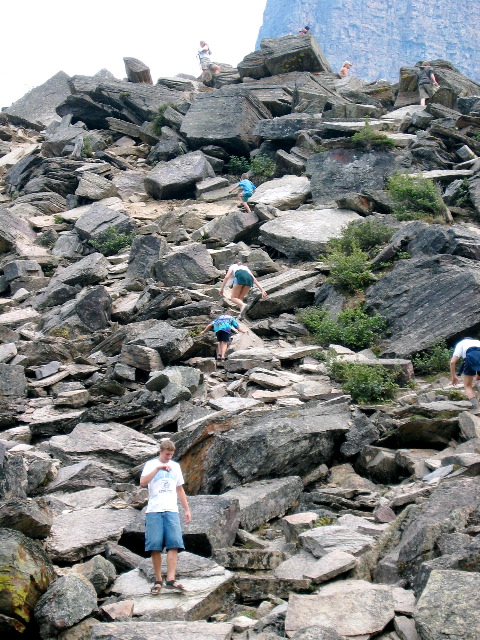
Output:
[177,485,191,523]
[200,322,213,335]
[252,276,268,299]
[228,184,239,194]
[140,462,172,487]
[431,72,440,86]
[450,355,459,385]
[219,268,234,295]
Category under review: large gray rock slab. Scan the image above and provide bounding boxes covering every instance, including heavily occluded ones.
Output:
[0,497,52,538]
[174,401,351,493]
[390,221,480,261]
[4,71,71,130]
[153,242,218,286]
[38,285,112,334]
[0,209,38,255]
[45,507,137,562]
[44,460,112,493]
[285,580,395,638]
[90,621,233,640]
[221,476,303,531]
[34,574,97,639]
[254,112,323,141]
[128,320,193,364]
[260,208,361,260]
[0,364,27,396]
[414,570,480,640]
[365,255,480,357]
[51,252,110,287]
[303,550,357,583]
[74,203,135,241]
[299,525,374,558]
[274,549,321,580]
[250,175,311,210]
[193,208,260,244]
[238,35,332,79]
[180,86,271,154]
[126,234,168,279]
[307,149,405,206]
[144,151,214,200]
[181,495,240,555]
[71,555,116,595]
[0,528,55,633]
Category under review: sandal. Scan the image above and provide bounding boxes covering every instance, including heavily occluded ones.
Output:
[150,580,163,595]
[164,579,186,591]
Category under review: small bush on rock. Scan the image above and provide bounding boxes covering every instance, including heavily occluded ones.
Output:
[350,120,395,151]
[328,246,375,293]
[300,306,387,350]
[90,227,136,256]
[387,172,446,221]
[328,219,393,258]
[412,341,452,375]
[250,154,275,179]
[226,155,250,176]
[152,103,175,135]
[328,359,398,404]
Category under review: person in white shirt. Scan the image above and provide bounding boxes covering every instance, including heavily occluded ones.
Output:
[140,439,191,594]
[450,337,480,409]
[198,41,220,81]
[219,259,268,318]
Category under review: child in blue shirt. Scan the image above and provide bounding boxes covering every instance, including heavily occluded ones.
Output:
[200,314,247,361]
[229,173,256,214]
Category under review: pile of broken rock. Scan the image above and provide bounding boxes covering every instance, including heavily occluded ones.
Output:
[1,39,480,640]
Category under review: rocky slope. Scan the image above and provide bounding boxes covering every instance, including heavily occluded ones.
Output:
[256,0,480,82]
[1,40,480,640]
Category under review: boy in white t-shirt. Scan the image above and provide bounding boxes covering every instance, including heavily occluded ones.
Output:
[450,337,480,409]
[140,439,191,594]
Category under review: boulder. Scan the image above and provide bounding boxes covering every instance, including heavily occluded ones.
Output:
[259,209,361,259]
[152,242,219,286]
[254,113,323,141]
[303,550,357,584]
[89,621,233,640]
[3,71,71,130]
[414,570,480,640]
[144,151,214,200]
[0,209,38,255]
[285,580,395,638]
[74,203,135,243]
[111,170,148,201]
[0,497,52,538]
[238,35,332,79]
[0,363,27,396]
[3,259,43,282]
[34,574,98,639]
[44,460,113,493]
[221,477,304,531]
[0,528,55,633]
[51,252,110,287]
[365,255,480,357]
[250,175,311,210]
[180,86,271,154]
[193,208,260,244]
[299,525,374,558]
[127,320,193,364]
[38,286,112,334]
[146,137,187,164]
[71,555,116,594]
[174,401,350,493]
[181,495,240,555]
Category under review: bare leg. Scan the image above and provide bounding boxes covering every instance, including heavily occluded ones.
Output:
[463,374,477,401]
[166,548,178,582]
[218,340,228,359]
[420,98,426,106]
[151,550,163,582]
[231,285,251,310]
[243,201,251,213]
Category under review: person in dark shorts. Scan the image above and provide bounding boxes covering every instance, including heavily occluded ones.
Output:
[200,314,248,360]
[228,173,256,213]
[450,337,480,409]
[219,259,268,318]
[140,439,191,595]
[417,61,440,106]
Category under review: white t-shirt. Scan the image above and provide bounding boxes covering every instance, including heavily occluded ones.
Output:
[141,458,184,513]
[452,338,480,359]
[228,263,253,276]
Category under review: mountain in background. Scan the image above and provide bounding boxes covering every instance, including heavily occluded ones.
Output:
[256,0,480,82]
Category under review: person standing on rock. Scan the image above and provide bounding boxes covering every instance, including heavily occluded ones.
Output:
[140,439,191,595]
[219,259,268,318]
[339,61,352,77]
[228,172,256,214]
[417,61,440,106]
[299,25,311,35]
[450,337,480,409]
[198,41,221,81]
[200,313,248,360]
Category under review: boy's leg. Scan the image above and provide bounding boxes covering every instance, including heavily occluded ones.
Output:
[463,374,478,406]
[166,548,179,582]
[218,340,228,359]
[151,550,163,582]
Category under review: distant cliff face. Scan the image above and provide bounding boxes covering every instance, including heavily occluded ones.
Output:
[256,0,480,82]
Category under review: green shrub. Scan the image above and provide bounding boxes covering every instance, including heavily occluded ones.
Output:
[152,103,175,135]
[387,172,446,221]
[328,360,398,404]
[328,219,393,258]
[38,230,56,249]
[470,130,480,142]
[299,306,387,350]
[412,342,452,375]
[81,136,93,158]
[90,226,136,256]
[327,246,375,293]
[454,178,473,209]
[54,214,64,224]
[226,155,250,176]
[350,120,395,151]
[250,154,275,179]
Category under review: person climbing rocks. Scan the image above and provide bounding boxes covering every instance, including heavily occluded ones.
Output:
[198,41,221,81]
[228,172,256,214]
[200,314,248,361]
[219,259,268,318]
[450,337,480,409]
[140,438,191,595]
[417,61,440,106]
[339,61,352,77]
[299,25,311,35]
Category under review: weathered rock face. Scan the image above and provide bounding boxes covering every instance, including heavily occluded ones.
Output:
[365,255,480,357]
[256,1,480,82]
[152,242,219,287]
[144,151,215,200]
[250,175,311,210]
[0,528,56,632]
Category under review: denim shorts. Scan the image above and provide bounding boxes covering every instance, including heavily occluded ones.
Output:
[145,511,184,552]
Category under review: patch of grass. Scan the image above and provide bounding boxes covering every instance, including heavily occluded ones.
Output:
[299,306,387,351]
[81,136,93,158]
[49,326,71,339]
[152,103,175,135]
[226,155,250,176]
[316,145,327,153]
[328,219,393,258]
[350,119,395,151]
[38,230,56,249]
[189,326,202,338]
[412,342,452,376]
[313,516,336,527]
[54,214,64,224]
[444,388,467,401]
[387,172,446,222]
[89,226,136,256]
[328,359,399,404]
[250,154,275,179]
[455,178,473,209]
[327,246,375,293]
[469,130,480,142]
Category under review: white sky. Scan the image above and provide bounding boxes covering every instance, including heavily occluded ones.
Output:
[1,0,268,108]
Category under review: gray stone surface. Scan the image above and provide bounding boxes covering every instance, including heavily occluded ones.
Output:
[299,525,375,558]
[303,550,357,583]
[0,363,26,396]
[0,497,52,538]
[181,494,240,555]
[71,555,116,594]
[259,208,361,259]
[144,151,214,200]
[52,252,110,287]
[74,204,135,241]
[128,320,193,364]
[126,234,168,279]
[90,621,233,640]
[250,175,311,210]
[193,208,260,244]
[153,242,218,287]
